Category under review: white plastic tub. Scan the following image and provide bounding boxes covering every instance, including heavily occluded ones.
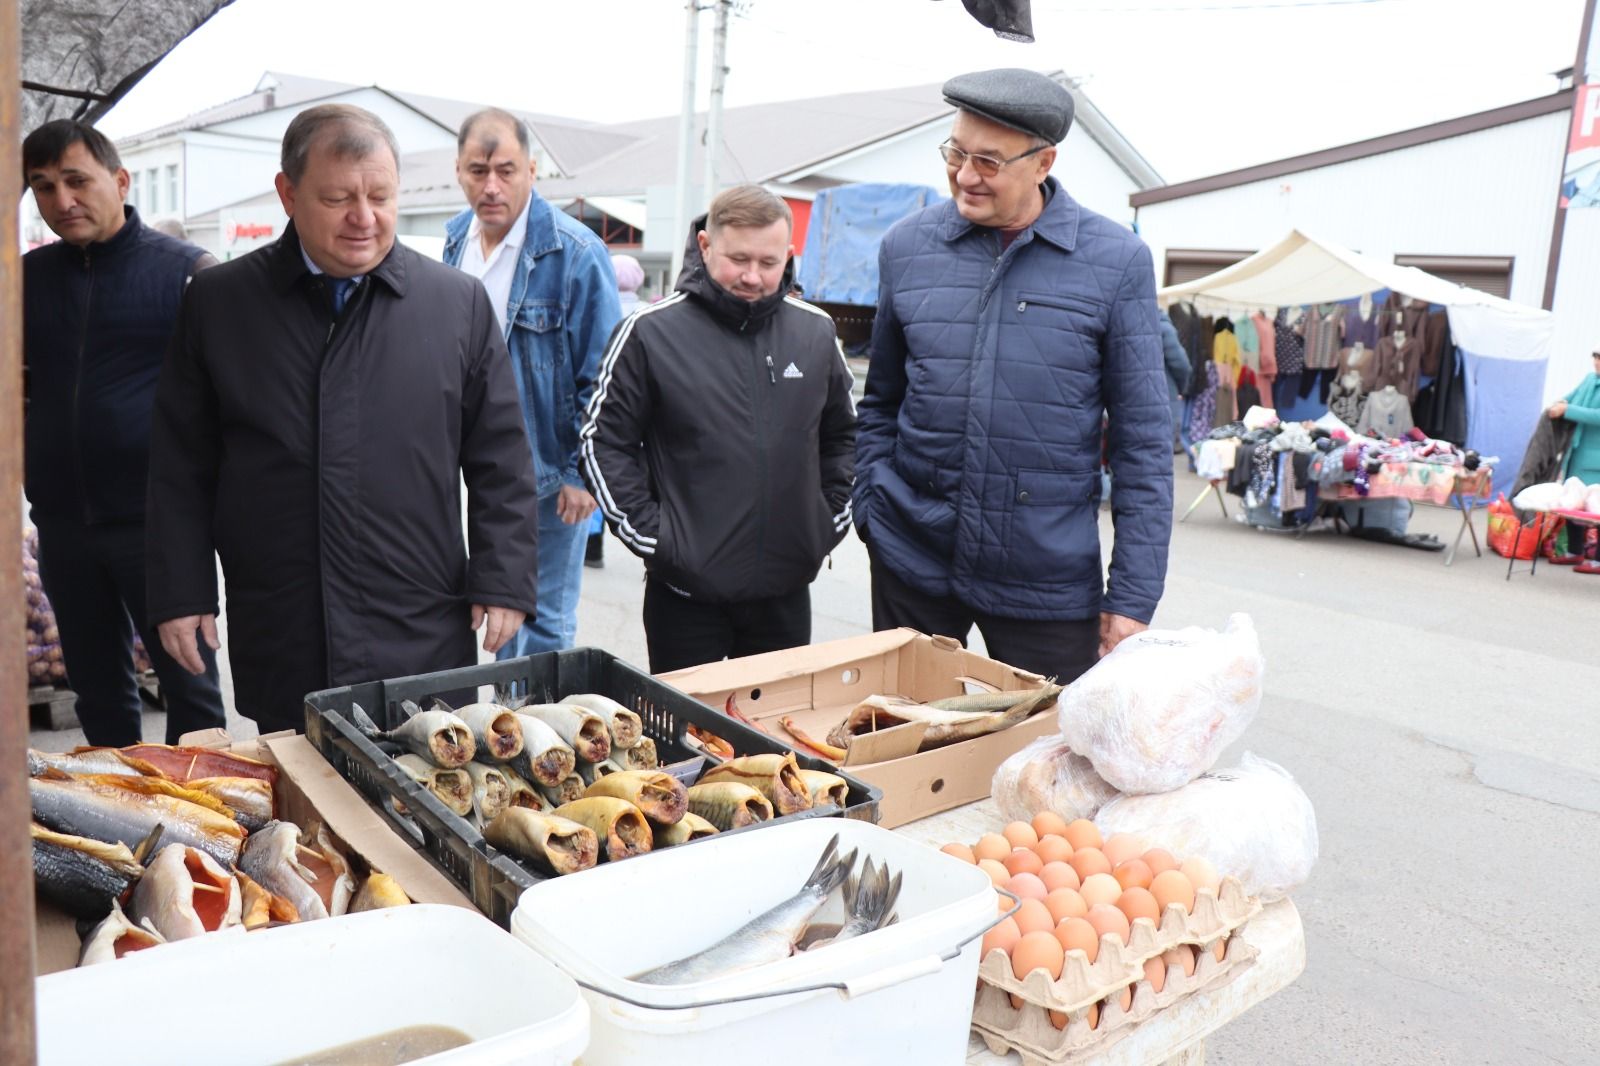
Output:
[36,905,588,1065]
[510,817,996,1065]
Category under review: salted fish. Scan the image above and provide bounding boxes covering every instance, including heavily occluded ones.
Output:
[561,693,644,750]
[797,769,849,809]
[118,743,278,784]
[235,870,298,928]
[653,811,719,847]
[685,781,773,832]
[584,770,687,825]
[28,748,164,779]
[351,701,475,769]
[448,701,525,763]
[518,704,611,763]
[462,761,512,824]
[350,872,411,911]
[499,767,549,811]
[185,776,274,832]
[621,737,659,771]
[129,843,242,941]
[507,713,578,787]
[539,773,586,808]
[805,858,901,950]
[30,823,145,921]
[79,900,166,966]
[552,797,653,861]
[239,821,329,922]
[577,757,625,787]
[484,808,599,875]
[635,836,855,984]
[698,754,813,815]
[393,754,474,818]
[29,770,244,868]
[826,684,1062,753]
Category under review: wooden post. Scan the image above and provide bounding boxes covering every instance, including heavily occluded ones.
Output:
[1,0,40,1059]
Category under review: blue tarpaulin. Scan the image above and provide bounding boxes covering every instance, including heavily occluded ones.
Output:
[796,183,944,306]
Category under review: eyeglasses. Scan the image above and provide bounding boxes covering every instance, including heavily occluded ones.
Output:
[938,140,1049,177]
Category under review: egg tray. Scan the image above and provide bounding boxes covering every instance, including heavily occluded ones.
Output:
[970,930,1260,1065]
[978,875,1260,1014]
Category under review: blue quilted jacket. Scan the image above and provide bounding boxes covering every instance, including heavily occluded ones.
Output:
[854,178,1172,623]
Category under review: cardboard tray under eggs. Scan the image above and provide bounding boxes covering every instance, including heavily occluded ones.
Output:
[970,932,1260,1065]
[978,876,1260,1014]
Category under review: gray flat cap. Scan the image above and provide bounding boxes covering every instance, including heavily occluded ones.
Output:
[942,68,1075,144]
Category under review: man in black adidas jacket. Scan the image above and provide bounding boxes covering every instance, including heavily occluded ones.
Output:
[581,185,856,672]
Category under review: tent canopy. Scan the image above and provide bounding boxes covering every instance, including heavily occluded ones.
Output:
[1159,230,1558,497]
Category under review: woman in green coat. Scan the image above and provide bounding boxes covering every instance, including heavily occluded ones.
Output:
[1548,349,1600,572]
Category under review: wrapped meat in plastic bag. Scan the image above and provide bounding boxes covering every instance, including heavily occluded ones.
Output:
[1058,613,1263,794]
[991,734,1119,825]
[1094,753,1317,901]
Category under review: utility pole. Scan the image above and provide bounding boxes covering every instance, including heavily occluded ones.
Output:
[704,0,732,212]
[671,0,702,283]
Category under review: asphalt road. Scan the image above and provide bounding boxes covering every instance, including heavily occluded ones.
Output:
[29,457,1600,1063]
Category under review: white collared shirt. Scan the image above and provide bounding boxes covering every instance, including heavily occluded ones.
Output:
[458,195,533,335]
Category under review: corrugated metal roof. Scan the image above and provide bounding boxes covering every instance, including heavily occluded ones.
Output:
[117,70,360,145]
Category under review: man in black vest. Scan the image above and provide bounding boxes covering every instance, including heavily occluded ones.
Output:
[22,119,225,745]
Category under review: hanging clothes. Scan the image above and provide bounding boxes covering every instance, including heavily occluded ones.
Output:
[1251,310,1277,402]
[1236,368,1262,415]
[1328,370,1365,427]
[1303,304,1345,370]
[1188,362,1219,443]
[1273,307,1307,376]
[1357,388,1416,438]
[1236,311,1261,372]
[1373,333,1421,401]
[1168,302,1210,398]
[1343,295,1381,353]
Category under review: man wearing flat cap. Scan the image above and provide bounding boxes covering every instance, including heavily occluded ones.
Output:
[853,68,1172,684]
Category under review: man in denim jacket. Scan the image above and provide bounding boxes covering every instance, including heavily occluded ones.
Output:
[445,109,622,655]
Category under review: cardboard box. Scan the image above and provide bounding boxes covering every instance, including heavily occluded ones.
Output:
[33,731,474,974]
[658,629,1054,828]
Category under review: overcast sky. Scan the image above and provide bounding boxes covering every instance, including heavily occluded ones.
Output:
[96,0,1586,184]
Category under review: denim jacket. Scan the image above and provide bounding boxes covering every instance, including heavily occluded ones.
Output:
[444,191,621,497]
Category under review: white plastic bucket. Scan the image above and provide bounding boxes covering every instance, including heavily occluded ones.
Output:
[36,905,588,1065]
[510,818,995,1065]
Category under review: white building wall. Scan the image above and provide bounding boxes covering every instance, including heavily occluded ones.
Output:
[212,88,454,157]
[1548,207,1600,401]
[118,140,186,221]
[1135,112,1571,308]
[183,135,283,219]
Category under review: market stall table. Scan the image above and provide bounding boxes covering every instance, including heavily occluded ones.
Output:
[1326,464,1493,565]
[898,800,1306,1066]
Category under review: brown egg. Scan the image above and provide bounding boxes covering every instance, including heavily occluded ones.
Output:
[1142,847,1178,875]
[1116,886,1160,928]
[1014,898,1055,936]
[1048,1009,1069,1030]
[1067,847,1111,881]
[1008,872,1048,902]
[1009,992,1024,1010]
[1002,821,1040,849]
[1143,954,1167,994]
[1112,858,1153,891]
[1079,872,1122,908]
[997,891,1011,914]
[1210,937,1227,962]
[1086,1002,1100,1030]
[1063,819,1103,850]
[1162,944,1196,977]
[1111,985,1133,1012]
[1085,902,1131,946]
[974,834,1011,863]
[1181,856,1221,895]
[940,842,976,864]
[1044,887,1087,924]
[1032,811,1069,839]
[1011,930,1066,981]
[1034,834,1074,866]
[1039,861,1080,893]
[981,916,1020,959]
[977,859,1009,887]
[1150,870,1196,915]
[1053,916,1099,963]
[1101,833,1145,867]
[1003,848,1043,878]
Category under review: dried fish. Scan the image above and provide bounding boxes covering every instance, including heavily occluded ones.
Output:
[577,757,625,787]
[29,770,244,868]
[826,684,1061,753]
[393,755,474,818]
[462,761,512,824]
[584,771,687,825]
[483,808,598,876]
[79,900,166,966]
[351,701,475,769]
[653,811,719,847]
[562,693,644,750]
[239,821,328,922]
[552,797,653,862]
[350,872,411,911]
[448,701,525,763]
[128,843,241,941]
[698,754,813,815]
[508,713,579,787]
[685,781,773,831]
[30,823,144,921]
[797,769,849,809]
[621,737,659,771]
[518,704,611,763]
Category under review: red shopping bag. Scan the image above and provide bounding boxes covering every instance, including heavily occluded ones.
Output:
[1487,495,1560,560]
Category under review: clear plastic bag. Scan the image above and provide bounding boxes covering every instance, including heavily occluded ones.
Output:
[991,734,1119,825]
[1093,753,1318,901]
[1058,613,1264,794]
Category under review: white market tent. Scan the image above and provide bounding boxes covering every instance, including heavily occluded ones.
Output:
[1157,230,1555,497]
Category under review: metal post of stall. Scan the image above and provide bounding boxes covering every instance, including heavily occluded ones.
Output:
[1,0,41,1059]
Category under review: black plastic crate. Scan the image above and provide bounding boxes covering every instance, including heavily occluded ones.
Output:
[304,647,881,926]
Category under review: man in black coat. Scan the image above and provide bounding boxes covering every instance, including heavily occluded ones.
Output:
[22,119,226,745]
[147,104,540,733]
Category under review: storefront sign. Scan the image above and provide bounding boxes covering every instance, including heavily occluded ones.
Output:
[1561,1,1600,207]
[224,219,275,244]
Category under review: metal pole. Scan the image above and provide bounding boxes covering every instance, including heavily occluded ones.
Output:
[2,0,41,1057]
[1541,0,1598,311]
[703,0,731,211]
[671,0,701,283]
